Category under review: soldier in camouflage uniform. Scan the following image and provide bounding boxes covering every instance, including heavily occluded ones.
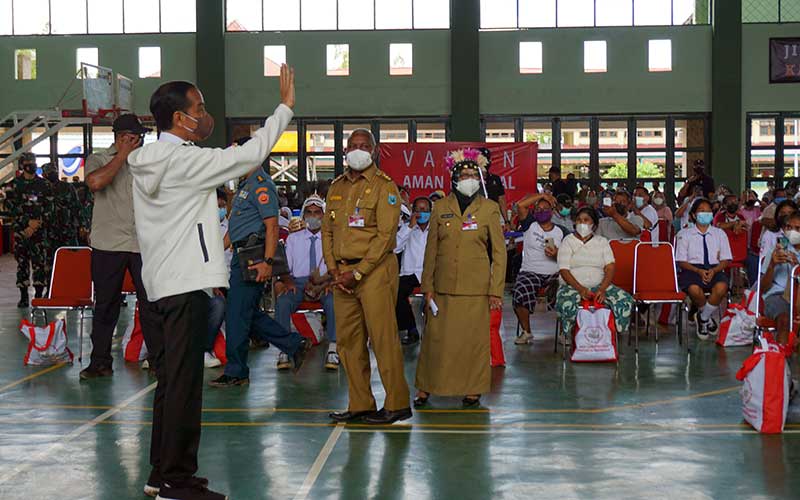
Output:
[42,163,82,250]
[72,178,94,245]
[5,153,55,307]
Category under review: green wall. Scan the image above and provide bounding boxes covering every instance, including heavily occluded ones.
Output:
[480,26,712,116]
[224,30,451,118]
[0,34,196,118]
[742,23,800,113]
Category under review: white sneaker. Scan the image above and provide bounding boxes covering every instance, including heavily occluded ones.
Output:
[324,351,340,370]
[515,331,534,345]
[204,352,222,368]
[696,319,710,341]
[141,359,150,370]
[277,352,291,370]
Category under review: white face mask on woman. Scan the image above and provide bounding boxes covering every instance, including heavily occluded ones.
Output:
[576,223,593,238]
[788,229,800,246]
[456,178,481,197]
[346,149,373,171]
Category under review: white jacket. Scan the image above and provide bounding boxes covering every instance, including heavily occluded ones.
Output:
[127,103,293,301]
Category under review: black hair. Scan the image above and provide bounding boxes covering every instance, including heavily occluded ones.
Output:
[411,196,431,210]
[776,199,798,217]
[689,197,712,222]
[150,81,197,132]
[216,187,226,201]
[723,194,738,204]
[774,187,788,196]
[574,206,599,229]
[614,190,632,200]
[783,211,800,228]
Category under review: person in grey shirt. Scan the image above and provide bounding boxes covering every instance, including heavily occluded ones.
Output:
[597,190,644,241]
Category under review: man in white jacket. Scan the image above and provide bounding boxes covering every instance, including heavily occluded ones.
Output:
[127,65,295,500]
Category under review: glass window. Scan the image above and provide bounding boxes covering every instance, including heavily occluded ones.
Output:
[637,120,666,148]
[302,0,337,30]
[390,43,413,76]
[339,0,375,30]
[342,124,371,149]
[636,152,667,178]
[13,0,49,35]
[596,0,633,26]
[413,0,449,29]
[561,153,591,179]
[634,0,671,26]
[376,0,412,29]
[584,41,607,73]
[307,124,334,152]
[76,48,99,77]
[785,148,800,179]
[519,42,543,74]
[558,0,594,27]
[380,123,410,143]
[523,120,553,150]
[599,153,627,180]
[88,0,123,34]
[139,47,162,79]
[265,0,299,31]
[519,0,556,27]
[675,118,705,149]
[326,44,350,76]
[485,122,515,143]
[751,117,776,147]
[417,122,447,142]
[228,0,262,31]
[649,39,672,72]
[270,156,300,182]
[785,117,800,146]
[14,49,36,80]
[674,0,699,25]
[599,120,627,149]
[51,0,88,34]
[264,46,287,77]
[161,0,197,33]
[561,120,590,150]
[480,0,517,29]
[0,0,11,36]
[749,150,775,181]
[125,0,160,33]
[537,152,553,178]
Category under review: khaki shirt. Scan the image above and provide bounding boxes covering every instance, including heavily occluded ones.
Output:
[322,164,401,276]
[421,194,507,297]
[85,146,139,253]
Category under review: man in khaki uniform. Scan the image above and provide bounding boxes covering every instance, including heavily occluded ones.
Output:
[323,129,412,425]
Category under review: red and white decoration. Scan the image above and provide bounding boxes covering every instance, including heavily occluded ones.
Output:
[571,302,618,363]
[290,312,324,345]
[122,305,148,362]
[736,335,794,434]
[19,319,74,366]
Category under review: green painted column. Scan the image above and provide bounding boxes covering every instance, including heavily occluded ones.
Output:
[449,0,480,141]
[196,0,227,148]
[711,0,743,192]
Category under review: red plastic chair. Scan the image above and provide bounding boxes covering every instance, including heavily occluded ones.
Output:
[30,247,94,363]
[610,239,637,294]
[633,242,687,352]
[726,230,748,292]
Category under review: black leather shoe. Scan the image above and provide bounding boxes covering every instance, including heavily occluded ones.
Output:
[363,407,413,425]
[401,331,420,345]
[413,395,429,408]
[329,410,376,422]
[462,396,481,408]
[208,374,249,387]
[292,338,311,373]
[79,365,113,380]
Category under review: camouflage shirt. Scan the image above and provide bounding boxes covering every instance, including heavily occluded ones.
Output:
[5,176,55,234]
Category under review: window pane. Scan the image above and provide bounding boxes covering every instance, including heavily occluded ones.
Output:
[634,0,671,26]
[326,44,350,76]
[13,0,49,34]
[390,43,413,76]
[417,123,447,142]
[162,0,197,32]
[14,49,36,80]
[561,153,591,179]
[537,152,553,179]
[749,150,775,181]
[785,148,800,179]
[599,153,628,180]
[0,0,11,35]
[584,41,607,73]
[596,0,632,26]
[125,0,160,33]
[524,120,553,150]
[558,0,594,27]
[264,46,286,77]
[675,118,705,149]
[76,48,99,77]
[265,0,299,30]
[674,0,700,25]
[636,152,667,178]
[376,0,412,29]
[339,0,375,30]
[599,120,627,149]
[139,47,161,78]
[306,155,334,181]
[520,41,543,74]
[342,124,371,149]
[307,124,334,152]
[480,0,517,29]
[302,0,336,30]
[637,120,666,149]
[380,123,410,143]
[88,0,123,34]
[751,117,776,147]
[519,0,556,27]
[485,122,515,143]
[785,116,800,147]
[227,0,262,31]
[51,0,88,34]
[561,121,590,150]
[413,0,449,29]
[649,39,672,72]
[270,155,299,181]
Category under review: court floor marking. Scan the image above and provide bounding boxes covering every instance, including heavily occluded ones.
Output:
[293,423,345,500]
[0,362,67,394]
[0,381,157,487]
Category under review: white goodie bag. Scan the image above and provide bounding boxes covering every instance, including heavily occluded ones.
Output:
[736,336,792,434]
[19,319,74,366]
[716,302,756,347]
[571,301,618,363]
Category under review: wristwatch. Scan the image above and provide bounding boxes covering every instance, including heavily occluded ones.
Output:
[353,270,363,281]
[265,257,274,265]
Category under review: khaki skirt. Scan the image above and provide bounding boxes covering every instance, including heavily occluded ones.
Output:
[415,294,491,396]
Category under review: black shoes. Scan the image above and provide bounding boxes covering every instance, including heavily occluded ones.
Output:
[145,469,208,497]
[79,364,113,380]
[413,395,429,408]
[462,396,481,408]
[17,288,28,308]
[401,330,420,345]
[363,407,413,425]
[208,374,250,387]
[329,410,376,423]
[292,338,311,373]
[156,477,226,500]
[250,338,270,349]
[33,286,44,299]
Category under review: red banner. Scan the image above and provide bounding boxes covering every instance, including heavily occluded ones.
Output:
[379,142,538,209]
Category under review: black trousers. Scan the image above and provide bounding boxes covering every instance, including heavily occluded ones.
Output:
[89,249,159,368]
[395,274,420,332]
[148,290,209,483]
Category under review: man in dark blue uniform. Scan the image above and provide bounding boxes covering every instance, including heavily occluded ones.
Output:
[209,138,309,388]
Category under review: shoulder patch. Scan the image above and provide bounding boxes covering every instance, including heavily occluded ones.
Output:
[331,174,345,185]
[328,195,343,201]
[388,194,397,206]
[258,193,270,205]
[255,187,269,194]
[378,170,394,182]
[257,175,265,182]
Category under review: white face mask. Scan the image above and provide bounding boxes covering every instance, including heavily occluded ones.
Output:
[456,178,481,197]
[788,230,800,246]
[346,149,373,171]
[305,216,322,231]
[653,197,664,206]
[576,223,593,238]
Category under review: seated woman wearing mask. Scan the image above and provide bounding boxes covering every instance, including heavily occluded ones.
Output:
[651,191,673,241]
[759,200,798,263]
[555,207,634,343]
[415,148,506,408]
[759,213,800,345]
[675,198,731,340]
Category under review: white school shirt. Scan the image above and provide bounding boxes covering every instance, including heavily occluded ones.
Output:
[759,230,782,260]
[395,222,429,282]
[674,225,732,265]
[521,222,565,275]
[285,228,327,279]
[557,233,616,289]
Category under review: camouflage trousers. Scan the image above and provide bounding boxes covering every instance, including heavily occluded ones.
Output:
[555,284,634,336]
[15,232,50,288]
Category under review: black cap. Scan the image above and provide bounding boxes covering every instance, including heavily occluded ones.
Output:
[112,114,152,135]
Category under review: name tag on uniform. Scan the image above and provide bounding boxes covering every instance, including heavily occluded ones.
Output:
[349,215,365,228]
[238,191,249,200]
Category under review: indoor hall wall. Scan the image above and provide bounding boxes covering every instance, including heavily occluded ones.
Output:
[224,30,451,118]
[742,23,800,113]
[0,35,196,118]
[479,26,712,116]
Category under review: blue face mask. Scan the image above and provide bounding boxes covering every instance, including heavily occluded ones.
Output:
[775,197,787,204]
[218,207,227,221]
[417,211,431,224]
[696,212,714,226]
[559,207,571,217]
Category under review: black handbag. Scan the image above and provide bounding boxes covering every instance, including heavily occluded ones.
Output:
[237,235,290,282]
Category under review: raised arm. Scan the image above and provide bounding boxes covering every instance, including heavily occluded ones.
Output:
[85,135,140,192]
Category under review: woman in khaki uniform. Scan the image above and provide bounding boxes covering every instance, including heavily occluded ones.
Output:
[414,148,507,408]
